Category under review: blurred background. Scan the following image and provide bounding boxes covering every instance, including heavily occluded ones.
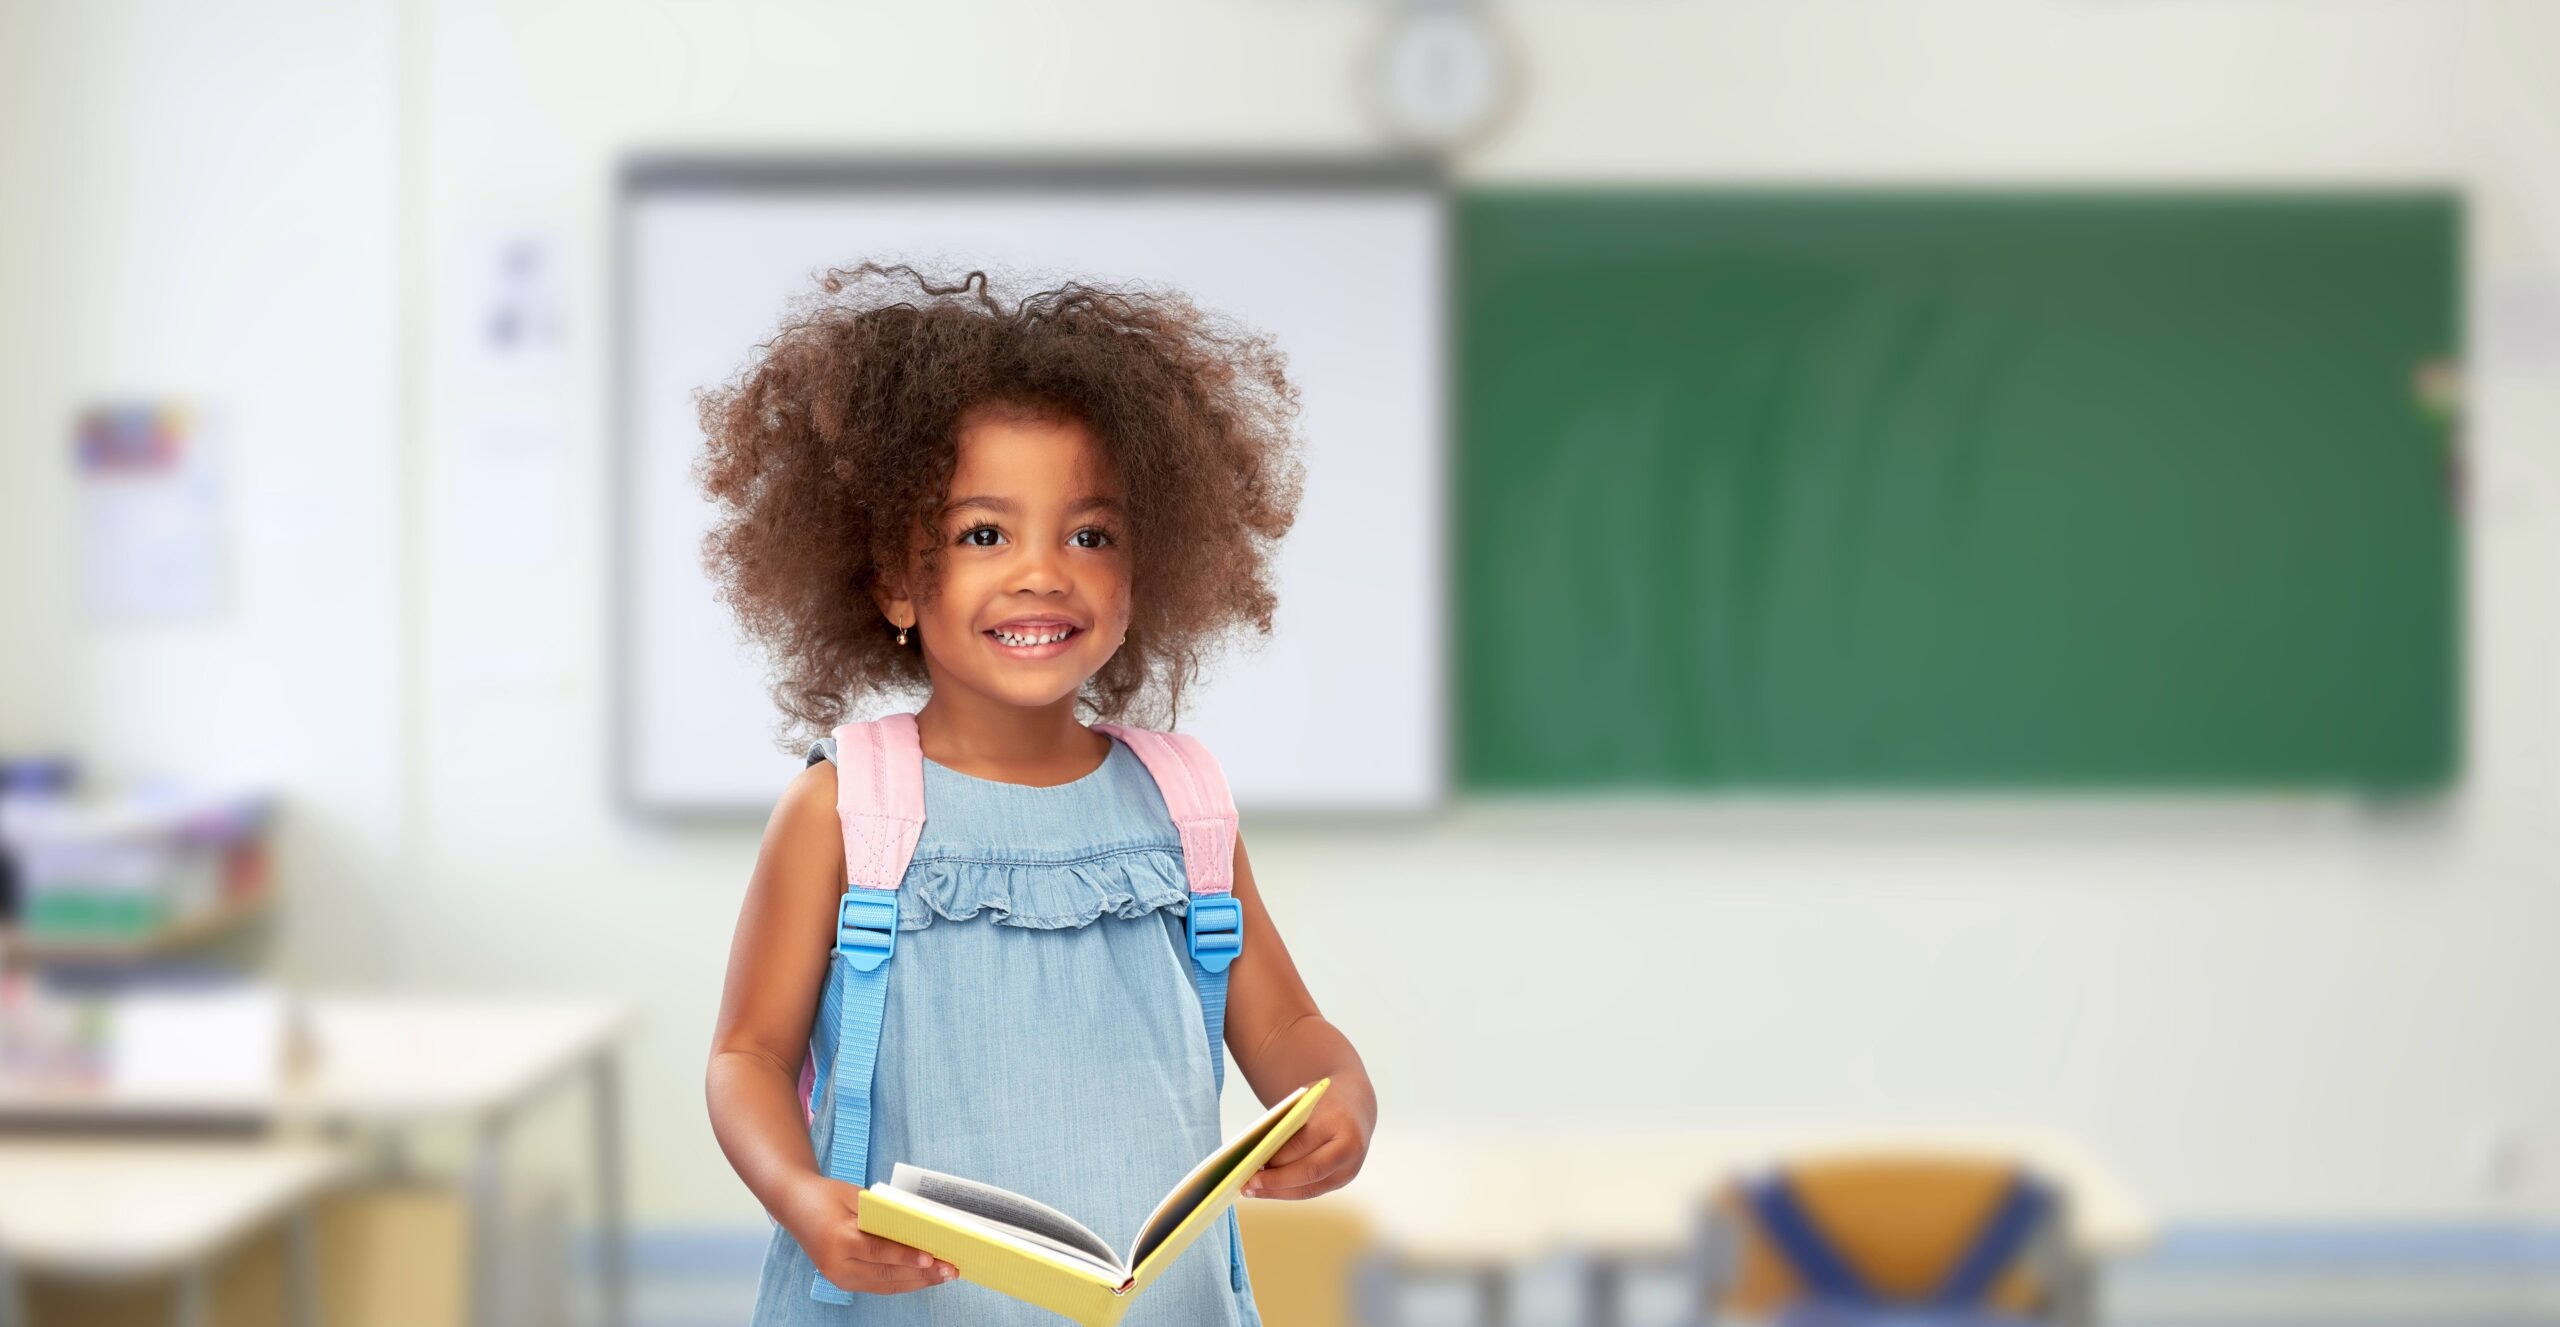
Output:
[5,1,2559,1324]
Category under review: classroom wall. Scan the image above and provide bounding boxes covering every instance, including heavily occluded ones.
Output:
[0,0,413,987]
[7,0,2560,1230]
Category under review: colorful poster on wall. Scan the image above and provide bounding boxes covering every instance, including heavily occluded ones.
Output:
[76,402,227,624]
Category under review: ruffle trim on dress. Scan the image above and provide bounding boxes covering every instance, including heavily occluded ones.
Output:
[893,844,1194,931]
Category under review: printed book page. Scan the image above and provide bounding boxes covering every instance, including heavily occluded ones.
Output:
[875,1189,1128,1282]
[886,1163,1119,1271]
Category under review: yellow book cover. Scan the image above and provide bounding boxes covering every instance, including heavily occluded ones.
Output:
[852,1078,1332,1326]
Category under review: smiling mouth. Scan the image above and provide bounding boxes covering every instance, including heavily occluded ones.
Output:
[984,625,1082,658]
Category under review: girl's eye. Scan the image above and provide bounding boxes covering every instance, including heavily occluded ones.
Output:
[956,524,1115,549]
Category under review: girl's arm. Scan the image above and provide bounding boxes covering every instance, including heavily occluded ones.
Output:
[705,761,953,1294]
[1219,831,1378,1200]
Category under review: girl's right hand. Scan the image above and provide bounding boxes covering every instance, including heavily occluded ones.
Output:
[782,1174,958,1295]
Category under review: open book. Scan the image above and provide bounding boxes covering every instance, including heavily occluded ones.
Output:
[852,1078,1330,1326]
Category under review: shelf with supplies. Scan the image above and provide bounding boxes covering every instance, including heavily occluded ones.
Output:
[0,768,275,968]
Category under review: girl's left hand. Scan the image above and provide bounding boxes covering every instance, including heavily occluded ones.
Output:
[1241,1085,1372,1201]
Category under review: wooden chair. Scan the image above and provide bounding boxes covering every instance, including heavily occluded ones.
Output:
[1693,1154,2078,1326]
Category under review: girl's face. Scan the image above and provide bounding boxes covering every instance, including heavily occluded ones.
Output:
[877,408,1131,713]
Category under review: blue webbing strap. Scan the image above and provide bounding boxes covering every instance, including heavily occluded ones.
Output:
[1188,902,1239,1100]
[1929,1173,2051,1308]
[810,889,899,1305]
[1187,891,1245,1292]
[1193,940,1238,1293]
[1745,1173,1875,1305]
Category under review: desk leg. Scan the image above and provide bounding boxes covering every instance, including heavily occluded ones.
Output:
[1351,1250,1400,1327]
[290,1200,322,1327]
[470,1110,513,1327]
[1580,1254,1622,1327]
[1477,1263,1509,1327]
[175,1265,210,1327]
[2058,1250,2100,1327]
[590,1046,631,1327]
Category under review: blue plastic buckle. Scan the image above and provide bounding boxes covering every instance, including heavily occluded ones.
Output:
[836,891,899,972]
[1187,893,1243,973]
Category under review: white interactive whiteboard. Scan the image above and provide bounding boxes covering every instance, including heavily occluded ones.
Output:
[614,157,1447,818]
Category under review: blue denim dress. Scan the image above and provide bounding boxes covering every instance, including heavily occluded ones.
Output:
[749,731,1264,1326]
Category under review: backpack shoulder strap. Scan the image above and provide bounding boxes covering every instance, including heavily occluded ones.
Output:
[1092,722,1244,996]
[1091,723,1238,898]
[831,712,928,894]
[1091,724,1243,982]
[802,710,924,1306]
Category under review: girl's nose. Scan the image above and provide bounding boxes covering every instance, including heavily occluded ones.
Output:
[1010,540,1070,594]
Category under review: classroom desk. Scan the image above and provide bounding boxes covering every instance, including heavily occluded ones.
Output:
[0,1138,349,1327]
[1345,1127,2151,1327]
[0,996,631,1327]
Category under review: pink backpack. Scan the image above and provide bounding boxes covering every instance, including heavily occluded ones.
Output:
[793,710,1245,1305]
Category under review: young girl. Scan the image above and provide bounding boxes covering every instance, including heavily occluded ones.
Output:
[700,262,1377,1325]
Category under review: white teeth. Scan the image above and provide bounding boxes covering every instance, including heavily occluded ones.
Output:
[991,627,1071,647]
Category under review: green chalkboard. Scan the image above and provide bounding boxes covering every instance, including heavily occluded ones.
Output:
[1457,190,2460,792]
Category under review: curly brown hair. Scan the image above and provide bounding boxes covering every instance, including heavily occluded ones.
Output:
[693,260,1306,746]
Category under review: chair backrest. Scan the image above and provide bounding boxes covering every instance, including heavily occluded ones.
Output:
[1698,1154,2068,1322]
[1235,1198,1378,1327]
